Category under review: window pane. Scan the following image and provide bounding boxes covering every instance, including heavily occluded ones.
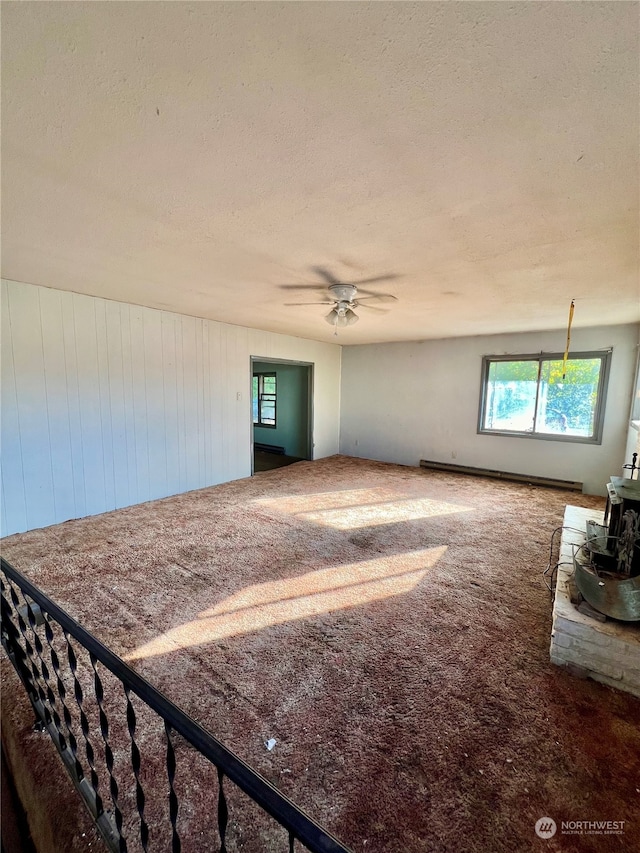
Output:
[253,373,277,426]
[261,403,275,417]
[536,358,601,437]
[252,376,259,423]
[483,360,538,432]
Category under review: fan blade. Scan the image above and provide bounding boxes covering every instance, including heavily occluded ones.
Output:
[352,273,401,286]
[356,303,388,314]
[285,301,335,306]
[356,293,398,303]
[311,266,342,285]
[278,284,328,293]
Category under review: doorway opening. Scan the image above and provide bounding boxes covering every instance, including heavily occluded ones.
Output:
[250,358,313,474]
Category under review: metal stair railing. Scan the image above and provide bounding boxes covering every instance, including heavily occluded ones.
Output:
[0,556,353,853]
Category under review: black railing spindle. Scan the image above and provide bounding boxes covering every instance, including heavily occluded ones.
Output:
[65,630,106,820]
[6,582,54,730]
[91,653,128,853]
[124,685,150,851]
[42,612,85,783]
[165,723,182,853]
[217,766,229,852]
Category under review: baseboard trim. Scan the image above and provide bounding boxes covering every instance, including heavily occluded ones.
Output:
[419,459,583,491]
[254,443,286,455]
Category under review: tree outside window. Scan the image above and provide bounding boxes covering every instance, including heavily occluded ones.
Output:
[479,352,610,443]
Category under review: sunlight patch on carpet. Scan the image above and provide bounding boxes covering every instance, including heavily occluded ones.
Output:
[125,547,447,660]
[298,497,471,529]
[253,487,398,514]
[254,488,471,529]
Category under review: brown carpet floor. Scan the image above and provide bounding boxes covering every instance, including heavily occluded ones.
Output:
[253,450,305,472]
[2,455,639,853]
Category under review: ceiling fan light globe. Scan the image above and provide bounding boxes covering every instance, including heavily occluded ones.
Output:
[324,306,359,327]
[345,309,359,325]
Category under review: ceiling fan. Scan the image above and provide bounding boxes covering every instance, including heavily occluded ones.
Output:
[282,266,398,332]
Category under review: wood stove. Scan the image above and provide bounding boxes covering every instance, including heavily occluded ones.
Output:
[576,476,640,621]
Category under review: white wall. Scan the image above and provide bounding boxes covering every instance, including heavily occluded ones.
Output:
[1,280,341,535]
[340,324,639,495]
[624,327,640,472]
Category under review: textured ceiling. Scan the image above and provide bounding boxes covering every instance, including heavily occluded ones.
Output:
[2,1,638,345]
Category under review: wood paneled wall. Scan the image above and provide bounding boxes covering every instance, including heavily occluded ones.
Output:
[1,280,341,535]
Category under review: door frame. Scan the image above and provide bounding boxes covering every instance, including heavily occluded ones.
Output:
[249,356,314,475]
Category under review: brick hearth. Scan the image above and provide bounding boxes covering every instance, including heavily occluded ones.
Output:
[550,505,640,698]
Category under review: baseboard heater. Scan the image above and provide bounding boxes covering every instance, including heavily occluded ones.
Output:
[419,459,583,491]
[255,442,286,455]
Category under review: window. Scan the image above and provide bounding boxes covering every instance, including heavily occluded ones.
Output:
[631,350,640,431]
[253,372,276,427]
[478,351,611,443]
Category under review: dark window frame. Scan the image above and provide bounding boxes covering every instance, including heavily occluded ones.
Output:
[253,372,277,428]
[477,350,611,445]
